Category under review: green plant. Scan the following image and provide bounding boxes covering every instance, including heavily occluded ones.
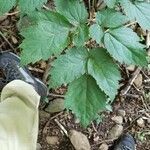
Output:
[137,130,150,142]
[0,0,149,126]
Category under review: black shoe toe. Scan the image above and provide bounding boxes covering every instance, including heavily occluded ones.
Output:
[0,52,47,99]
[112,134,136,150]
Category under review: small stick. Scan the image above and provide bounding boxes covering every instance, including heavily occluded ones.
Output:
[141,70,150,79]
[146,30,150,48]
[132,84,140,93]
[121,67,141,96]
[96,0,106,11]
[54,119,68,137]
[0,42,5,48]
[144,86,150,89]
[5,11,19,16]
[42,112,63,134]
[0,31,16,52]
[28,67,44,73]
[42,57,53,83]
[48,93,65,98]
[92,137,118,146]
[43,5,50,10]
[141,95,149,111]
[124,114,143,131]
[92,122,98,133]
[124,93,140,99]
[105,21,137,33]
[125,21,138,27]
[144,79,150,83]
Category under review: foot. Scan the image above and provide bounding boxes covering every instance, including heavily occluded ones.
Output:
[112,134,136,150]
[0,51,47,99]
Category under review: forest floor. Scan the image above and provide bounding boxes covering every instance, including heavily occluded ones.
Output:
[0,1,150,150]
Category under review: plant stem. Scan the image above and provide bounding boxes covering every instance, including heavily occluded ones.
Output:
[88,0,91,11]
[92,0,95,11]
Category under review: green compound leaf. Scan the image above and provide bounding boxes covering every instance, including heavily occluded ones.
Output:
[20,12,71,64]
[28,10,73,28]
[18,0,47,13]
[104,27,147,66]
[96,9,129,28]
[65,74,107,127]
[54,0,88,25]
[0,0,48,16]
[50,47,89,88]
[88,48,121,99]
[0,0,16,15]
[89,24,104,44]
[120,0,150,30]
[73,24,89,46]
[104,0,117,8]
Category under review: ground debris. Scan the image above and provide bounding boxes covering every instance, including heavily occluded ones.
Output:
[1,2,149,150]
[137,118,145,128]
[45,98,65,113]
[108,125,123,139]
[69,130,91,150]
[98,143,109,150]
[117,109,126,117]
[126,65,135,72]
[0,15,7,22]
[134,74,143,88]
[46,136,59,145]
[111,116,123,124]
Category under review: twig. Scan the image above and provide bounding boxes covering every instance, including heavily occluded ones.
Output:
[43,5,50,10]
[92,122,98,133]
[48,93,65,98]
[132,84,140,93]
[121,67,141,96]
[144,86,150,89]
[146,30,150,48]
[0,42,5,48]
[42,57,54,83]
[88,0,91,11]
[54,119,68,137]
[105,21,138,33]
[124,114,143,131]
[125,21,138,27]
[145,112,150,118]
[89,0,93,21]
[144,79,150,83]
[92,0,95,11]
[125,67,130,78]
[0,31,16,52]
[92,137,118,146]
[5,11,19,16]
[28,67,44,73]
[96,0,106,11]
[42,112,63,134]
[141,95,149,111]
[141,70,150,79]
[124,93,140,99]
